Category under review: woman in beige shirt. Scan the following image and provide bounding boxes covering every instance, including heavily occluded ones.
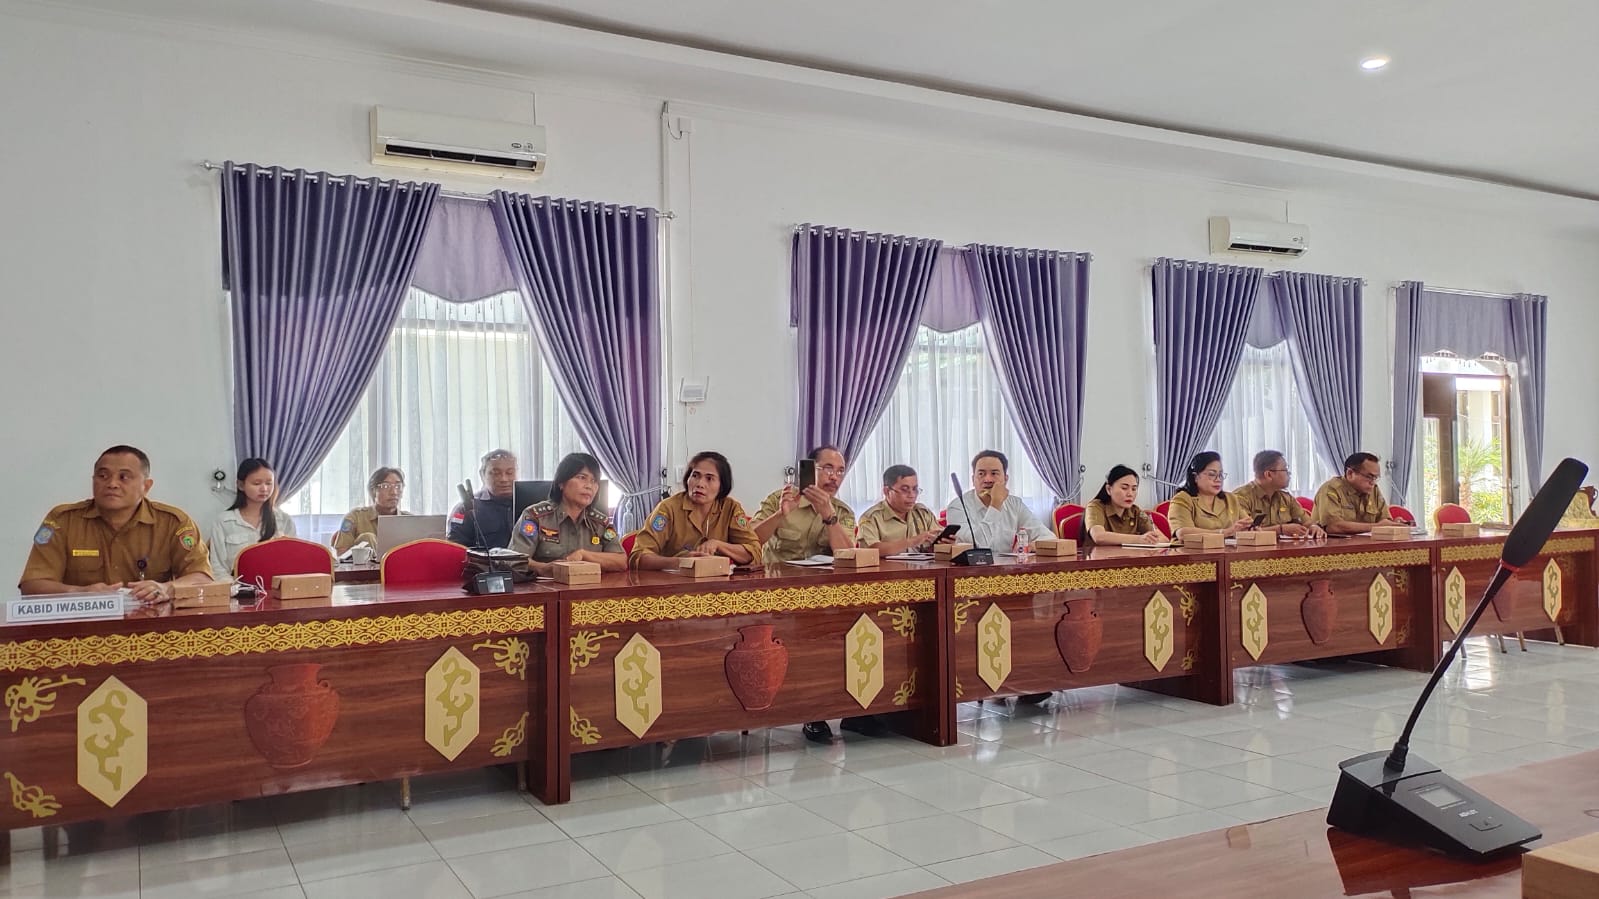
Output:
[1168,452,1253,538]
[1083,465,1166,546]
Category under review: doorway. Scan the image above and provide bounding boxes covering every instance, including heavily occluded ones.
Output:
[1419,356,1513,527]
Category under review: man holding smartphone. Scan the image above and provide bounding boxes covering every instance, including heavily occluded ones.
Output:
[858,464,949,554]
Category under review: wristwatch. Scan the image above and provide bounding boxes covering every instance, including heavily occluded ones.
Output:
[821,515,839,526]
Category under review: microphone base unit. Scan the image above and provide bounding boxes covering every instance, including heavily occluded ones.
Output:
[467,570,514,595]
[951,548,994,567]
[1327,750,1540,860]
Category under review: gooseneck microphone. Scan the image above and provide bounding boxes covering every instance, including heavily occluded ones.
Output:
[458,480,488,551]
[948,473,994,567]
[1327,457,1587,858]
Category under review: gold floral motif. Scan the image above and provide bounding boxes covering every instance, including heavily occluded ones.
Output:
[572,580,936,626]
[1544,558,1565,622]
[1230,550,1428,580]
[569,630,620,673]
[954,677,964,699]
[490,713,528,758]
[1240,584,1268,660]
[569,707,601,745]
[1181,649,1198,671]
[1544,537,1595,556]
[2,606,544,672]
[1443,567,1467,635]
[877,607,916,639]
[953,600,980,633]
[1391,569,1410,594]
[1395,623,1410,645]
[892,669,917,706]
[976,604,1012,692]
[613,634,662,738]
[6,675,86,732]
[1174,585,1198,626]
[1440,544,1502,563]
[845,615,885,709]
[5,771,61,818]
[77,676,146,807]
[954,563,1216,598]
[425,648,480,761]
[472,637,530,680]
[1144,591,1174,672]
[1368,575,1393,644]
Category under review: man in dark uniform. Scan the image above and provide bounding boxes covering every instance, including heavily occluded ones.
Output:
[447,449,519,549]
[20,445,213,603]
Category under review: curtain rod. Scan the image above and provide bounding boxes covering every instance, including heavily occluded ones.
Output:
[1395,282,1517,299]
[198,161,673,218]
[791,225,1093,259]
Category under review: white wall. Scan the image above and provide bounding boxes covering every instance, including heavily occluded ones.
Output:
[2,7,1596,578]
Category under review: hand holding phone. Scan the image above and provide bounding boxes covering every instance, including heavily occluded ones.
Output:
[797,459,817,490]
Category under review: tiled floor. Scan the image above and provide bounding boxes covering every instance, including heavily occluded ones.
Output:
[9,636,1599,899]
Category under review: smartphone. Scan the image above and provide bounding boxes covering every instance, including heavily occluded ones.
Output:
[1250,513,1268,529]
[797,459,816,490]
[935,524,961,542]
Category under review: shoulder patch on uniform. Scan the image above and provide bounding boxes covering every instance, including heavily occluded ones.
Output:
[734,513,750,529]
[180,533,197,550]
[341,518,355,533]
[449,508,465,523]
[650,513,667,533]
[520,519,537,537]
[33,524,54,545]
[603,527,617,541]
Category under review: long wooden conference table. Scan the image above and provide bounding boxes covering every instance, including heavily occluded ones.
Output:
[2,528,1595,862]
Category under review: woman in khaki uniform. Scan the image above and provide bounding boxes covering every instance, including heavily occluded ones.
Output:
[1083,465,1166,546]
[630,452,762,569]
[1168,451,1253,539]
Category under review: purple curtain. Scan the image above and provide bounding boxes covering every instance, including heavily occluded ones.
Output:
[410,197,518,304]
[1270,272,1363,470]
[491,193,662,532]
[921,248,981,333]
[967,245,1091,501]
[1389,281,1426,504]
[790,225,942,459]
[1152,258,1264,500]
[221,161,439,497]
[1508,293,1548,487]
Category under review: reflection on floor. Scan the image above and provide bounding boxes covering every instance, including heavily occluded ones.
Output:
[7,637,1599,899]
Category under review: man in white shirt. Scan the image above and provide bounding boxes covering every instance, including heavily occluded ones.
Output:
[944,450,1050,550]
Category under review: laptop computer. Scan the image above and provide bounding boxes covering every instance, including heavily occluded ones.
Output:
[375,514,448,556]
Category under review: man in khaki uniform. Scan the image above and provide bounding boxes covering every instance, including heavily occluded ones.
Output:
[755,445,857,744]
[332,467,408,553]
[754,446,857,567]
[1313,452,1404,535]
[857,465,943,554]
[20,445,213,603]
[1233,449,1324,539]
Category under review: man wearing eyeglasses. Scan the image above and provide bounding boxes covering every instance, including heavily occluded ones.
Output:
[1233,450,1325,539]
[446,449,519,549]
[858,465,946,554]
[1312,452,1404,535]
[754,445,857,568]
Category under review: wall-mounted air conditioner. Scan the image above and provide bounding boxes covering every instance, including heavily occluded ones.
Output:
[1208,216,1309,257]
[370,106,546,179]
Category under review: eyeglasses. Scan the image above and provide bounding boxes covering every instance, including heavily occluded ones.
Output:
[1267,468,1290,475]
[1349,470,1379,482]
[375,481,405,492]
[818,464,847,477]
[892,485,923,497]
[1200,470,1226,481]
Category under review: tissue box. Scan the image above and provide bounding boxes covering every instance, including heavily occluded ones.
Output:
[1233,531,1277,547]
[272,573,333,599]
[834,548,880,568]
[1440,522,1480,538]
[1524,831,1599,899]
[677,555,732,578]
[1181,532,1225,550]
[1370,526,1412,541]
[552,560,602,584]
[171,581,232,604]
[934,542,974,559]
[1034,538,1076,557]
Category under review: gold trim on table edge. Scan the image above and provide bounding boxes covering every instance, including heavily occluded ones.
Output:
[1440,536,1593,563]
[2,606,545,673]
[1230,550,1429,579]
[953,563,1217,598]
[571,580,937,626]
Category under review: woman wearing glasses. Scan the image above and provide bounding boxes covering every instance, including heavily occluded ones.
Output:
[857,464,945,554]
[1168,451,1253,539]
[331,467,408,553]
[507,452,626,572]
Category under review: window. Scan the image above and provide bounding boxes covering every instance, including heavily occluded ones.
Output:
[1207,341,1329,499]
[1418,355,1512,527]
[283,287,582,543]
[842,324,1053,518]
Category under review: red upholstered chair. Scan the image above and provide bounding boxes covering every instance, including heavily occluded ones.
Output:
[1433,503,1471,529]
[1389,505,1417,525]
[621,532,637,555]
[1151,511,1173,538]
[938,509,948,526]
[1058,513,1084,542]
[380,538,468,586]
[235,537,335,588]
[1296,496,1315,513]
[1053,504,1084,538]
[1154,500,1172,518]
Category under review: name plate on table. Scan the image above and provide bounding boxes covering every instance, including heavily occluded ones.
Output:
[7,593,126,623]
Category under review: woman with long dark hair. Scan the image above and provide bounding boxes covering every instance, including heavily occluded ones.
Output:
[630,451,762,570]
[1168,451,1252,539]
[208,458,297,579]
[1083,465,1165,546]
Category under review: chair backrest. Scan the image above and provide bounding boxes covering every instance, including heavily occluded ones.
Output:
[938,508,948,526]
[1433,503,1471,528]
[1296,496,1315,513]
[381,538,468,586]
[235,537,335,587]
[1389,505,1416,525]
[621,532,637,555]
[1059,513,1084,542]
[1154,500,1172,518]
[1052,504,1083,537]
[1151,511,1173,538]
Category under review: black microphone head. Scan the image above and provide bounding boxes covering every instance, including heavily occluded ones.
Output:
[950,472,964,496]
[457,482,475,508]
[1502,458,1587,568]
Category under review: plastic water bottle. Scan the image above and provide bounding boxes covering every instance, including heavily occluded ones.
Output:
[1012,527,1032,560]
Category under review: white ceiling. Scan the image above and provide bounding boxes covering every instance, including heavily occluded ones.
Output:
[21,0,1599,202]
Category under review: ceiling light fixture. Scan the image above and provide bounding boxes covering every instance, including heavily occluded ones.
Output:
[1360,56,1390,71]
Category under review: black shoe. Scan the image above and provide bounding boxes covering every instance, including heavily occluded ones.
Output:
[802,721,834,744]
[1017,692,1052,705]
[839,715,892,737]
